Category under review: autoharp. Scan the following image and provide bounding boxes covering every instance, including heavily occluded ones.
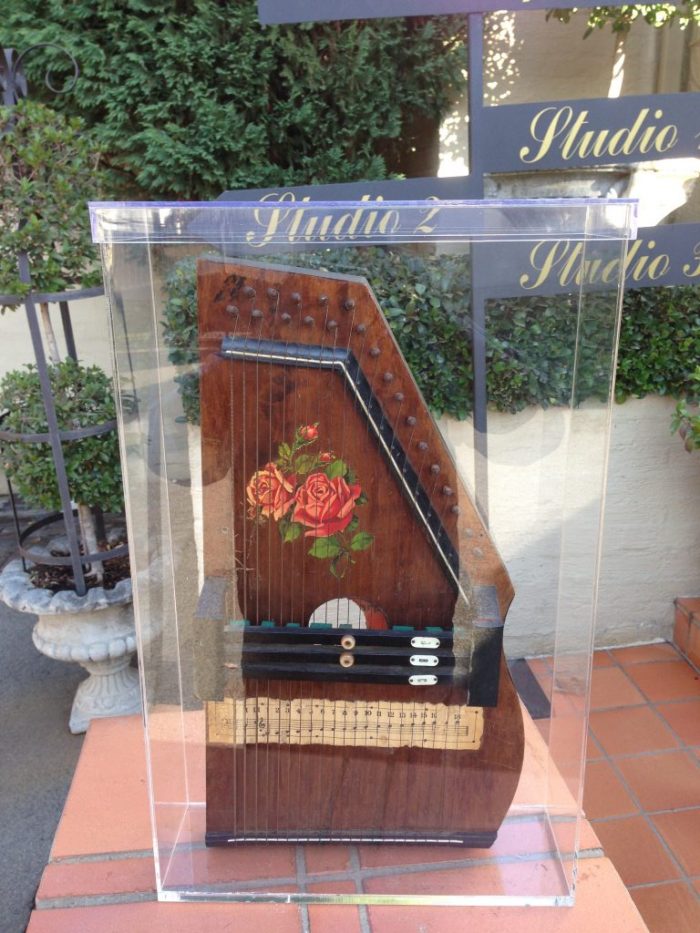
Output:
[194,257,524,847]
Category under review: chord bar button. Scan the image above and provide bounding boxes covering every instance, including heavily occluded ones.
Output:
[411,636,440,649]
[408,674,438,686]
[410,655,439,667]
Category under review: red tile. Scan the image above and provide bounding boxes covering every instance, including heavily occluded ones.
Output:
[590,667,646,709]
[592,650,615,668]
[674,612,691,654]
[307,881,363,933]
[51,715,152,858]
[625,660,700,703]
[652,809,700,876]
[630,881,700,933]
[593,816,680,886]
[688,624,700,669]
[526,658,552,694]
[305,845,353,876]
[36,856,156,904]
[535,717,550,744]
[367,858,647,931]
[358,818,553,870]
[26,900,302,932]
[363,858,563,898]
[616,750,700,812]
[675,597,700,618]
[589,706,678,757]
[583,760,638,820]
[656,698,700,746]
[163,842,297,887]
[586,729,605,760]
[610,643,678,666]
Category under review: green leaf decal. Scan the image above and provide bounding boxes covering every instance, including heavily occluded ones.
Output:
[350,531,374,551]
[294,453,318,475]
[324,459,348,479]
[308,536,342,559]
[282,522,303,543]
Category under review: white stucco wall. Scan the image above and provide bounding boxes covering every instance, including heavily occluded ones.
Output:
[0,295,113,381]
[439,396,700,656]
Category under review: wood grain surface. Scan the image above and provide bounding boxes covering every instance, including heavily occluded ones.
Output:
[198,257,524,845]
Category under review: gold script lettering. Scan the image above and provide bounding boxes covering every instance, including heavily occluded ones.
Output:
[519,105,680,165]
[682,242,700,279]
[520,238,671,290]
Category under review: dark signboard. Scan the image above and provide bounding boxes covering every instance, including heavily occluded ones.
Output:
[481,223,700,297]
[219,175,477,203]
[482,92,700,173]
[217,181,698,294]
[258,0,631,25]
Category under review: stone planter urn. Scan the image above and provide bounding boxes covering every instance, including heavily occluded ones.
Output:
[0,559,140,733]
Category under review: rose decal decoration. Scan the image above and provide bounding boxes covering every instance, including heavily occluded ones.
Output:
[246,424,374,578]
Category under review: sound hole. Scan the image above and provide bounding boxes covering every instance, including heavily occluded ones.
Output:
[307,598,388,630]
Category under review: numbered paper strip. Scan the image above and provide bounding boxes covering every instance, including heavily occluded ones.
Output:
[207,698,484,750]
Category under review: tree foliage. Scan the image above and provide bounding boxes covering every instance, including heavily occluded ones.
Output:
[0,1,467,199]
[547,2,700,36]
[0,98,105,300]
[0,359,124,512]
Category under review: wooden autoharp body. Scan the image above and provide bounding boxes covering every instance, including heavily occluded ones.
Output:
[195,257,524,847]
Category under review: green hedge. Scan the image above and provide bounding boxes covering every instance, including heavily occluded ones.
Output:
[162,250,700,422]
[2,2,466,199]
[0,359,124,512]
[0,99,104,299]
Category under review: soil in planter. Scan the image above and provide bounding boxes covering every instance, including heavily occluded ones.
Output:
[29,540,130,593]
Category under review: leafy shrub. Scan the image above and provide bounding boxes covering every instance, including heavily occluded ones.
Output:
[164,247,700,421]
[2,2,466,199]
[0,359,124,512]
[163,251,700,422]
[671,366,700,452]
[616,286,700,401]
[0,99,104,301]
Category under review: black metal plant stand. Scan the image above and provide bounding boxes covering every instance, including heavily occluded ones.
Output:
[0,46,126,596]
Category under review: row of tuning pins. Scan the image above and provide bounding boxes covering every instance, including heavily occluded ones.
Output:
[226,282,462,522]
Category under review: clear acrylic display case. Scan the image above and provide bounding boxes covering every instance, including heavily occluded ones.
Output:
[90,199,636,906]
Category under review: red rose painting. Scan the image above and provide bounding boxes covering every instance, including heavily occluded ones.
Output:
[246,423,373,578]
[293,473,362,538]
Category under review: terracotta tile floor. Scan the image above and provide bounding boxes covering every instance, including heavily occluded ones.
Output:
[577,643,700,931]
[26,642,700,931]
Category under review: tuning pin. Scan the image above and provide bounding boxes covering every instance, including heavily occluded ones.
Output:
[319,294,329,306]
[393,392,404,402]
[355,323,366,334]
[343,298,355,311]
[251,308,263,319]
[242,286,255,299]
[303,315,314,326]
[451,505,461,515]
[369,347,380,358]
[226,304,239,316]
[267,287,278,299]
[417,441,428,452]
[290,292,302,304]
[383,372,394,383]
[442,485,453,497]
[430,464,440,475]
[280,312,291,323]
[327,320,338,331]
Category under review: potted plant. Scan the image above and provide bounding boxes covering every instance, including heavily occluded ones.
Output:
[0,97,138,732]
[0,359,137,733]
